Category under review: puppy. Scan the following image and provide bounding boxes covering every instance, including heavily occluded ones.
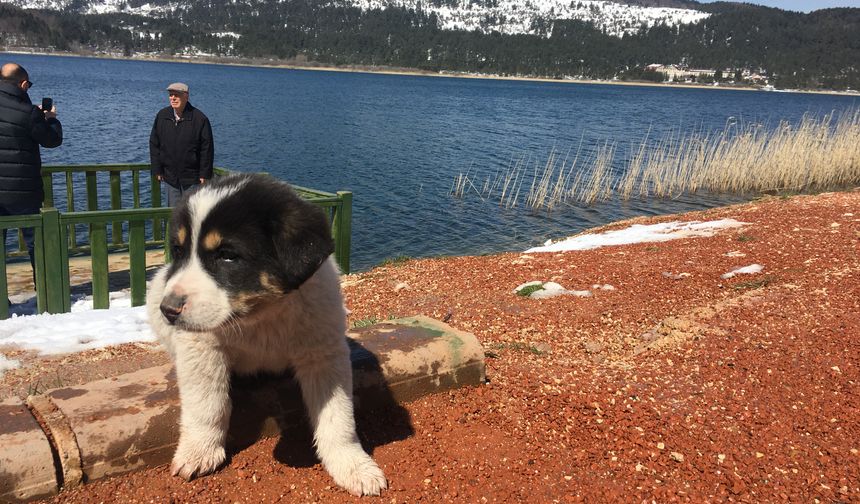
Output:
[146,173,386,496]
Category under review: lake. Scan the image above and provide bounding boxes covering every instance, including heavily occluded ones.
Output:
[3,52,858,271]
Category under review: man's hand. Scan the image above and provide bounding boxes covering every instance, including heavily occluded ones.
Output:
[42,105,57,120]
[156,175,163,181]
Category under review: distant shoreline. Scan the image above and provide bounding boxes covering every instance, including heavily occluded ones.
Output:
[4,49,859,97]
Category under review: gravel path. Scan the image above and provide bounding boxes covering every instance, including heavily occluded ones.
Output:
[10,190,859,502]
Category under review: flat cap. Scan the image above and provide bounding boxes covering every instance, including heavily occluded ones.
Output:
[166,82,189,93]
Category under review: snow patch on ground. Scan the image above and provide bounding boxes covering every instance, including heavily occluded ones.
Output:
[0,291,154,356]
[527,219,748,253]
[0,354,21,378]
[515,281,593,299]
[721,264,764,279]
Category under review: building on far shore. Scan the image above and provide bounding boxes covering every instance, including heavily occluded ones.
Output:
[645,64,771,86]
[645,64,715,82]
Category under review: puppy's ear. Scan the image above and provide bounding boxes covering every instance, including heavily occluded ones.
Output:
[272,196,335,291]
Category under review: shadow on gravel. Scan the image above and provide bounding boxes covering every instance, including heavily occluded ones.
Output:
[226,339,414,468]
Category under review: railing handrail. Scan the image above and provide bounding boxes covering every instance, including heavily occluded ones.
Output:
[41,164,154,173]
[44,163,340,199]
[59,207,173,225]
[0,214,44,228]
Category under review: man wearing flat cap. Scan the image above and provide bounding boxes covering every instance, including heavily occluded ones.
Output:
[149,82,214,206]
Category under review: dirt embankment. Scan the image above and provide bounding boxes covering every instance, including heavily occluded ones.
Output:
[2,190,858,502]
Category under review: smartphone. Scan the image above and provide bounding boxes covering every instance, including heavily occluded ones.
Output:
[41,97,53,112]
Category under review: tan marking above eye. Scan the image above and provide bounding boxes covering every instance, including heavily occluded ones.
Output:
[176,226,187,246]
[203,230,222,250]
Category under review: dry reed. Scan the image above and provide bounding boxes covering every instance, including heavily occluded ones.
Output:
[451,108,860,210]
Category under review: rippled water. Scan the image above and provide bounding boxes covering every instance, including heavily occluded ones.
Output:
[6,53,857,271]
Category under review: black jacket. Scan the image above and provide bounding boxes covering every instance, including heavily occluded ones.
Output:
[149,103,214,187]
[0,81,63,206]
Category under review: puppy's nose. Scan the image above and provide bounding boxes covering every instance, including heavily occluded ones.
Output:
[160,293,187,324]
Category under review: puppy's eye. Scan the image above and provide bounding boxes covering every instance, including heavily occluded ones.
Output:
[216,249,240,263]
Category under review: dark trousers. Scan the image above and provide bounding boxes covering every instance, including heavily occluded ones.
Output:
[1,202,40,286]
[164,181,201,207]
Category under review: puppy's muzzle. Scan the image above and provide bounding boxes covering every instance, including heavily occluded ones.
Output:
[160,293,187,324]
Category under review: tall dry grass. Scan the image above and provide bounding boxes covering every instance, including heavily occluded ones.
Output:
[452,108,860,210]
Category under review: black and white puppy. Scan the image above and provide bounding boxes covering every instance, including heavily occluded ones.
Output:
[146,173,386,496]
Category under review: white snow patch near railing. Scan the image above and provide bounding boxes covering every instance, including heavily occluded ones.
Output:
[527,219,748,253]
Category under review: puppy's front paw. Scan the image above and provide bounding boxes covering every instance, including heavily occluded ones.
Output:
[328,451,387,496]
[171,438,226,480]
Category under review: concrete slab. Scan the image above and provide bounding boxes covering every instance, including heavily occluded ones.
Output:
[38,365,180,483]
[348,315,487,403]
[0,397,57,503]
[16,316,485,500]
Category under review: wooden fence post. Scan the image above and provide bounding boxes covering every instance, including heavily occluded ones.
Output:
[41,172,54,207]
[110,171,122,245]
[129,220,146,307]
[152,172,163,241]
[66,171,78,250]
[90,223,109,310]
[333,191,353,274]
[40,208,66,314]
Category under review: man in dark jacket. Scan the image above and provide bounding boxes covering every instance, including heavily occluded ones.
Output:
[0,62,63,281]
[149,82,214,206]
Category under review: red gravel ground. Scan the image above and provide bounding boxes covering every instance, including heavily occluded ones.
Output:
[28,190,860,502]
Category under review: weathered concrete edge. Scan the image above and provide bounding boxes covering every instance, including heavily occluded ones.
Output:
[0,397,58,503]
[2,316,486,502]
[25,395,84,490]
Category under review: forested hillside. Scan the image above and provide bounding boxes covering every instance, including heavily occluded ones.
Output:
[1,0,858,90]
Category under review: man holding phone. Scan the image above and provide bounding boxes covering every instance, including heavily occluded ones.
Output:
[149,82,214,206]
[0,62,63,287]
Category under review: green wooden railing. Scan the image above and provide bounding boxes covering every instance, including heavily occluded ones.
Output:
[0,214,48,319]
[53,207,174,312]
[37,164,167,255]
[0,164,353,318]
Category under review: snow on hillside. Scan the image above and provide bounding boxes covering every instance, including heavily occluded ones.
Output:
[8,0,710,39]
[343,0,710,37]
[7,0,176,16]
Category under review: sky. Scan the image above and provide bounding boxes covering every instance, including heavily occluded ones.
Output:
[0,219,765,376]
[697,0,860,12]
